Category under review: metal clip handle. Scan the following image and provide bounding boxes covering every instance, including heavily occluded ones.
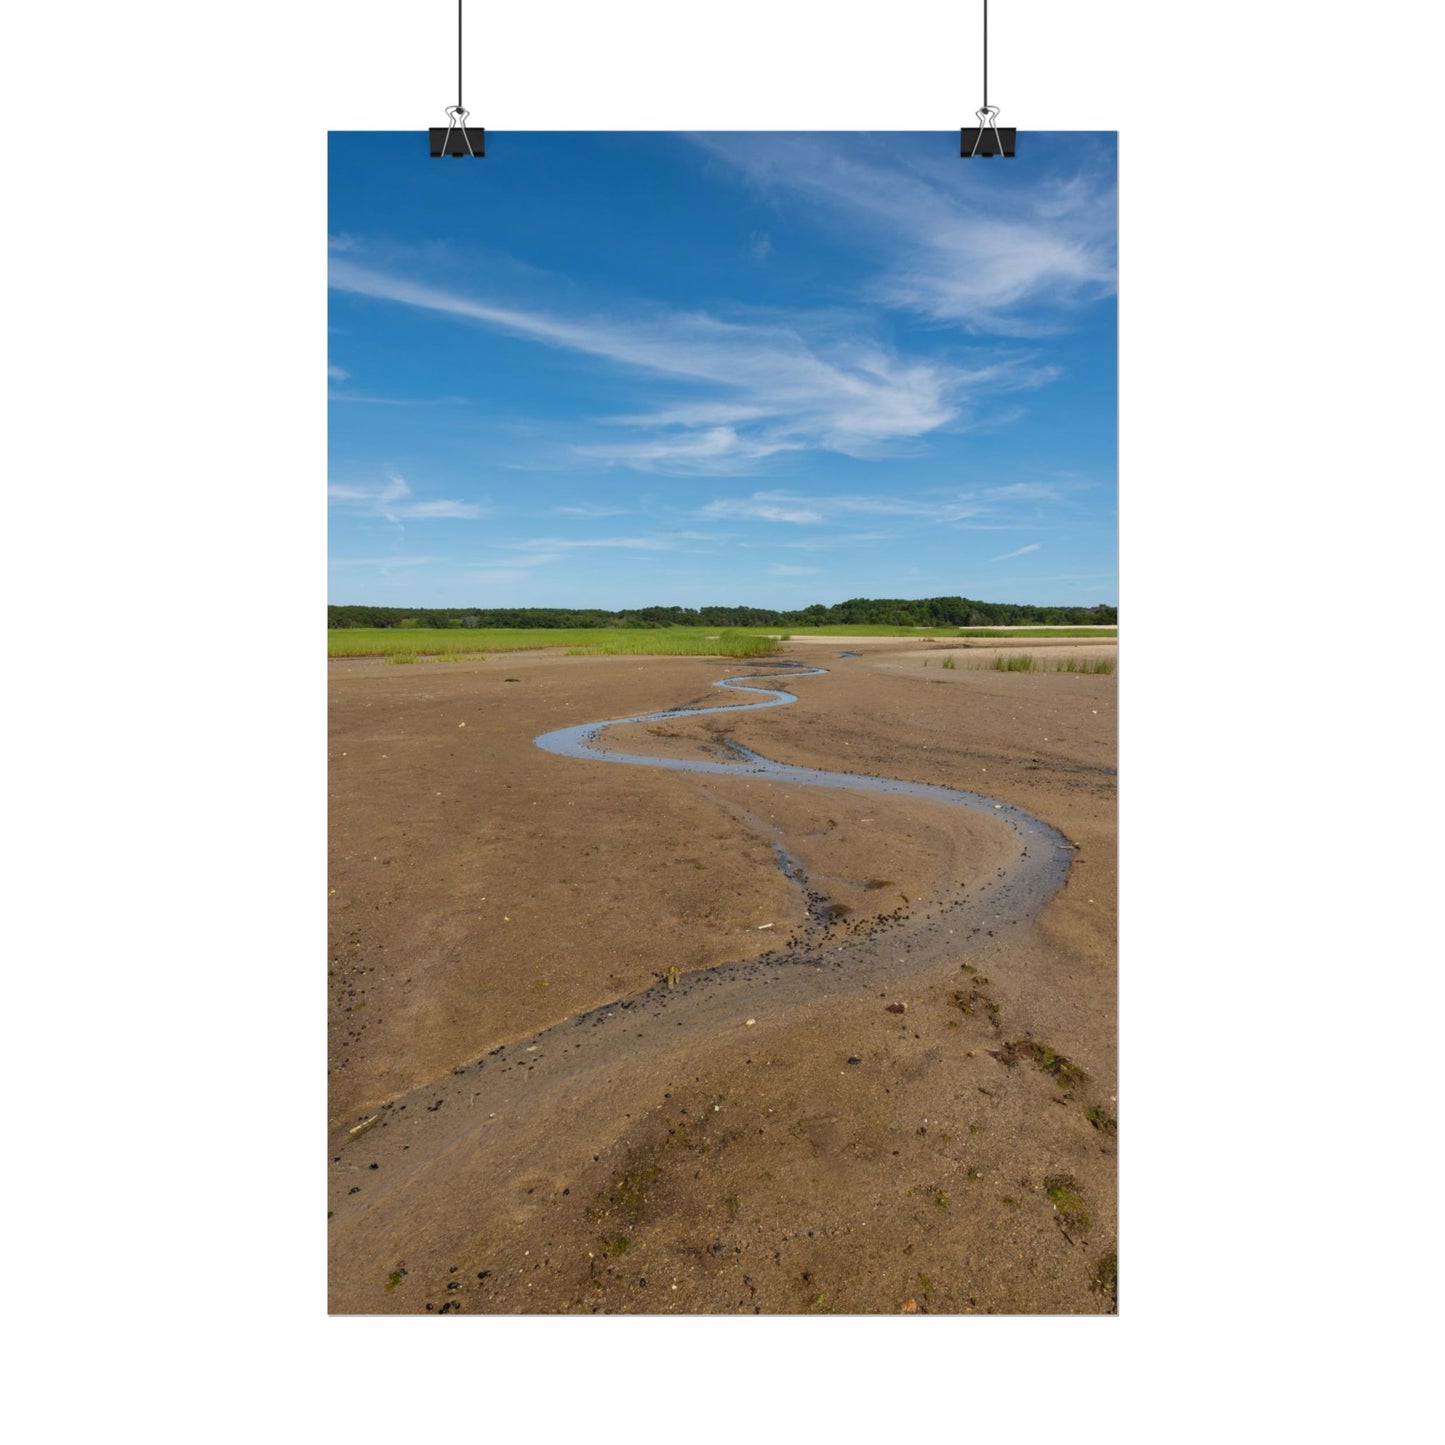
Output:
[970,106,1004,158]
[441,104,477,158]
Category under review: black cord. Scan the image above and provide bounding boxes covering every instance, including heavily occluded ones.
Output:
[983,0,988,110]
[458,0,463,110]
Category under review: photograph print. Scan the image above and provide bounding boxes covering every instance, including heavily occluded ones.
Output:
[328,129,1117,1315]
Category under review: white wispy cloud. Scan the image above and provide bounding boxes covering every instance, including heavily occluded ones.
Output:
[702,494,823,524]
[329,257,1043,473]
[577,426,803,470]
[702,490,985,526]
[778,531,899,552]
[690,134,1116,334]
[991,543,1042,561]
[466,533,728,580]
[327,364,349,381]
[326,474,486,521]
[331,555,441,568]
[461,532,695,582]
[495,552,564,569]
[984,482,1063,502]
[398,499,487,519]
[509,535,679,554]
[548,503,631,518]
[609,402,774,428]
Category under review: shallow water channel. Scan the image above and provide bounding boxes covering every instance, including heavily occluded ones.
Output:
[334,664,1078,1191]
[535,661,1073,902]
[527,663,1075,1021]
[462,661,1076,1085]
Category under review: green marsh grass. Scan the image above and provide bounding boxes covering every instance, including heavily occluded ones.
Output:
[329,627,781,660]
[330,623,1113,663]
[988,653,1115,674]
[565,628,778,659]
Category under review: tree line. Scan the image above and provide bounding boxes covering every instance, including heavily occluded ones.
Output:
[327,597,1117,629]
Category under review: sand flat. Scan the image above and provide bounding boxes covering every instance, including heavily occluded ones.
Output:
[329,641,1116,1314]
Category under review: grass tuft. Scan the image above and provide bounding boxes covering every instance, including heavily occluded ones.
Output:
[608,1161,662,1218]
[980,651,1115,674]
[1091,1252,1118,1311]
[1043,1174,1090,1232]
[1003,1038,1087,1090]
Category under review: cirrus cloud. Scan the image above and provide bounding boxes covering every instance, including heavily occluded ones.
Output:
[326,474,487,521]
[329,256,1050,475]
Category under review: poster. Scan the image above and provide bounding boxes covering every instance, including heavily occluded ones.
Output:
[329,130,1116,1314]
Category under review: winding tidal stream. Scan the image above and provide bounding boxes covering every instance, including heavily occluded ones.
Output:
[368,662,1077,1111]
[514,663,1076,1053]
[535,661,1074,919]
[331,662,1081,1279]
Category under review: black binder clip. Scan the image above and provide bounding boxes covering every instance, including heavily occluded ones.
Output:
[961,106,1015,158]
[430,105,485,158]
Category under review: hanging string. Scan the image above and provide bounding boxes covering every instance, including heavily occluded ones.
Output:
[965,0,1006,157]
[437,0,477,157]
[457,0,463,111]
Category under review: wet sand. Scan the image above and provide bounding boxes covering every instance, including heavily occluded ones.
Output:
[328,638,1117,1313]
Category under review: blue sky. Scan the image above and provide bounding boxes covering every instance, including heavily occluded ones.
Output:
[329,132,1116,609]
